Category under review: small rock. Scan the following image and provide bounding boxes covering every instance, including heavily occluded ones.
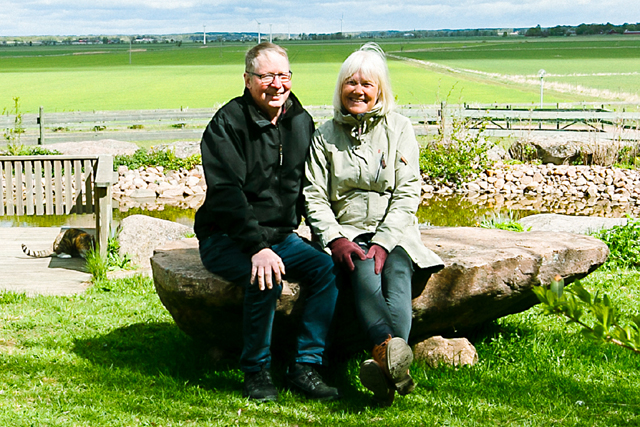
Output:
[413,336,478,368]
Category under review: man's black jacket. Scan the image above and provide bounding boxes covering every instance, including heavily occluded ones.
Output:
[194,89,315,255]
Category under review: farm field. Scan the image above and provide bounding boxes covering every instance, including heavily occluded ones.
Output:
[398,36,640,104]
[1,37,638,113]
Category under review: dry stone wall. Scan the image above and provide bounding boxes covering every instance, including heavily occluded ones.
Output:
[422,162,640,217]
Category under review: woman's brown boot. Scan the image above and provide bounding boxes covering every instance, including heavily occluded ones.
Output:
[372,335,416,395]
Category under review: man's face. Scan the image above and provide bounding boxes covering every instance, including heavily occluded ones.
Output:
[244,51,291,120]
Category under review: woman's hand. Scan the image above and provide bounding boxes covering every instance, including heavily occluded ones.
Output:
[251,248,286,291]
[366,244,388,274]
[328,237,366,271]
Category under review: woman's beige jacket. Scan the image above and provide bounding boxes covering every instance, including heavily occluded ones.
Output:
[304,109,443,270]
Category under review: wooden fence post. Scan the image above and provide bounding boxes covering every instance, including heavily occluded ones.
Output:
[38,106,44,145]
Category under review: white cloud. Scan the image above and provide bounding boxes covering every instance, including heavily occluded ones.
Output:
[1,0,639,36]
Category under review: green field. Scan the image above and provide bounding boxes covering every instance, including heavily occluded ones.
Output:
[1,37,639,113]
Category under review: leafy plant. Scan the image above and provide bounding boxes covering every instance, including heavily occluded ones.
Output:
[85,236,133,282]
[508,139,538,163]
[114,147,201,171]
[106,235,132,271]
[591,216,640,269]
[419,107,491,187]
[85,247,108,282]
[479,212,530,232]
[3,97,25,150]
[533,276,640,355]
[0,144,61,156]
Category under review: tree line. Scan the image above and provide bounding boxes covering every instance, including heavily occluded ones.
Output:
[526,22,640,37]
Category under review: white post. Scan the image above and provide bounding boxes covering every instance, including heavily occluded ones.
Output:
[203,25,206,45]
[538,69,546,109]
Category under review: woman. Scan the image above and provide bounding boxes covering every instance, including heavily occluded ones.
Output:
[304,43,444,405]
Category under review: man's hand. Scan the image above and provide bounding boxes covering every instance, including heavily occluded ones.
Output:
[328,237,366,271]
[365,244,388,275]
[251,248,286,291]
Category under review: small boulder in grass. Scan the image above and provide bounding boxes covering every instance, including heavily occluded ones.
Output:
[413,336,478,368]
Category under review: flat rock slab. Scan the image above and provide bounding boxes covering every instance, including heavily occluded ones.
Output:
[47,139,139,156]
[518,213,627,235]
[410,227,608,338]
[151,227,608,353]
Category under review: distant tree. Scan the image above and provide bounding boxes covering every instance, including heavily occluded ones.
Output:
[549,26,568,36]
[525,25,546,37]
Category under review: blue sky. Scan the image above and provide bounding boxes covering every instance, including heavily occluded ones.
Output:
[2,0,639,37]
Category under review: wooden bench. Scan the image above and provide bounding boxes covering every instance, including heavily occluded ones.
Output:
[0,154,115,256]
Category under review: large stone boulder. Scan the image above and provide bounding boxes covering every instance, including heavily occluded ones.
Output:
[151,227,608,355]
[118,214,194,269]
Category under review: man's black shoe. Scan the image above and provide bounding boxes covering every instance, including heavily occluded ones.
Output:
[243,367,278,402]
[285,363,340,401]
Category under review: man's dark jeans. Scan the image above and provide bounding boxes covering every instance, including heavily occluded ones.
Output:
[199,232,338,373]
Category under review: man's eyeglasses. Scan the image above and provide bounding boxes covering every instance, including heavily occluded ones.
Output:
[248,71,292,85]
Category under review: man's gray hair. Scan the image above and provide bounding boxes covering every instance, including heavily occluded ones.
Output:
[333,42,395,115]
[245,42,289,73]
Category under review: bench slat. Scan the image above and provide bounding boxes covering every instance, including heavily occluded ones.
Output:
[0,161,5,216]
[54,160,63,215]
[44,160,53,215]
[74,160,83,214]
[64,160,72,214]
[15,162,24,216]
[25,160,34,216]
[35,161,44,215]
[84,159,94,213]
[5,162,14,215]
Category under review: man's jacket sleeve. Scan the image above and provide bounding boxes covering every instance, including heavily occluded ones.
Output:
[200,115,275,255]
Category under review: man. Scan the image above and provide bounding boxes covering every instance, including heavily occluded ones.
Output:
[194,42,339,402]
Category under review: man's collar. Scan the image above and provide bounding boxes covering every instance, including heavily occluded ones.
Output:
[243,88,296,128]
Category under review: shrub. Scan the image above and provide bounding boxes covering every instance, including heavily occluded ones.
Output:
[591,216,640,269]
[114,148,201,171]
[419,117,491,187]
[0,144,61,156]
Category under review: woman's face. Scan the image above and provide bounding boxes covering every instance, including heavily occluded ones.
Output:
[340,72,379,115]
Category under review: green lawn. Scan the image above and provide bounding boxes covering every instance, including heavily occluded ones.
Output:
[0,269,638,426]
[4,37,632,113]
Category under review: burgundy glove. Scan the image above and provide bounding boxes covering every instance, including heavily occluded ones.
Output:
[328,237,366,271]
[366,244,388,275]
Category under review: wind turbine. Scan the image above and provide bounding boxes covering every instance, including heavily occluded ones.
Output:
[255,20,261,43]
[203,25,206,45]
[269,24,272,43]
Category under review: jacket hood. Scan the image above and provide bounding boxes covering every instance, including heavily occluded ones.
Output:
[334,105,384,141]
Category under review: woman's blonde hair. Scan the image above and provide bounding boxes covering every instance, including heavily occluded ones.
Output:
[333,42,394,115]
